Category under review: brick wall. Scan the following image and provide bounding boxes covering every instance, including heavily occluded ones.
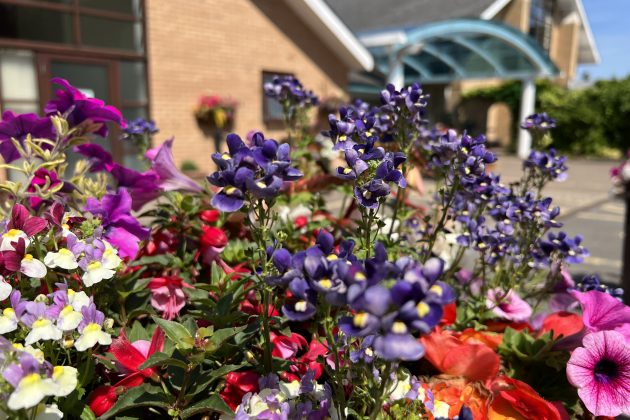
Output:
[145,0,349,173]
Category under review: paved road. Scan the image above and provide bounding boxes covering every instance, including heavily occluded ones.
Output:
[561,199,625,285]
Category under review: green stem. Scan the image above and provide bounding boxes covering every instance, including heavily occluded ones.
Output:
[369,362,392,420]
[324,306,346,415]
[261,287,273,373]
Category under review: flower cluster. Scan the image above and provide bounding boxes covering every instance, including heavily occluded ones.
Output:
[123,118,158,137]
[194,94,237,129]
[520,112,556,131]
[264,75,319,110]
[208,132,303,211]
[0,338,77,410]
[576,274,624,300]
[524,148,568,182]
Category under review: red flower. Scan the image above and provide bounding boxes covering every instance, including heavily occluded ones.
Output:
[87,385,119,417]
[88,328,165,417]
[200,209,220,223]
[109,327,165,384]
[489,376,564,420]
[294,215,308,229]
[199,226,228,266]
[271,332,307,359]
[220,371,260,411]
[5,203,47,237]
[147,276,193,320]
[539,311,583,339]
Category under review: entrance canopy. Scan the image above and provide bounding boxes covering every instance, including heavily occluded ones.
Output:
[350,19,558,94]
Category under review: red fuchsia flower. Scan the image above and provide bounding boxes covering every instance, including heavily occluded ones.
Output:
[567,330,630,417]
[88,327,165,416]
[199,209,220,223]
[239,289,279,317]
[270,332,307,359]
[147,276,193,320]
[220,371,260,411]
[199,226,228,266]
[486,288,532,322]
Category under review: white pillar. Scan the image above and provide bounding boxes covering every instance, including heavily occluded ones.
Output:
[517,78,536,158]
[387,58,404,89]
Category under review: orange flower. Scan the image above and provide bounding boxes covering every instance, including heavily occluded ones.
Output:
[489,376,565,420]
[428,376,491,419]
[458,328,503,350]
[421,328,500,384]
[538,311,583,339]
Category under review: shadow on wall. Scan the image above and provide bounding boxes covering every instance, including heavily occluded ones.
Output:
[250,0,348,92]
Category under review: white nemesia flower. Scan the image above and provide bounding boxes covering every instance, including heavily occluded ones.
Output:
[0,308,19,334]
[0,229,30,251]
[0,276,12,300]
[51,366,78,396]
[21,254,47,279]
[7,374,56,410]
[74,323,111,351]
[102,243,122,269]
[81,261,115,287]
[278,380,301,399]
[33,403,64,420]
[44,248,79,270]
[57,290,90,331]
[24,318,62,346]
[12,344,46,364]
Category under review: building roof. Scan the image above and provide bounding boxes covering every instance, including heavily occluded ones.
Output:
[283,0,374,71]
[326,0,598,64]
[324,0,497,33]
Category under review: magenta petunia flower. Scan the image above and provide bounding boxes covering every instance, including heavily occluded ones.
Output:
[571,290,630,342]
[486,288,532,322]
[567,330,630,416]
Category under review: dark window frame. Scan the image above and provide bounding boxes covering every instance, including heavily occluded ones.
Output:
[0,0,150,179]
[0,0,144,54]
[262,70,293,125]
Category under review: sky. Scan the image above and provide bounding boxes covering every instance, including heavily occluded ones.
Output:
[578,0,630,80]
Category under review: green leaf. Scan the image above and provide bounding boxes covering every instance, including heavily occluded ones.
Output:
[100,384,171,419]
[208,325,247,348]
[186,363,245,396]
[80,405,97,420]
[128,320,150,342]
[129,254,175,267]
[180,394,232,418]
[138,351,188,370]
[152,317,194,350]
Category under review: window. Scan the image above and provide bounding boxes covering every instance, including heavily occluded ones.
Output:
[529,0,554,51]
[0,50,39,115]
[0,0,144,53]
[262,71,292,123]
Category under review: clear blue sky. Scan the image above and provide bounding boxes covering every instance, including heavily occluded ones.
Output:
[578,0,630,80]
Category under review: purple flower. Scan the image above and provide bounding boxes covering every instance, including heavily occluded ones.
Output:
[2,352,45,389]
[567,330,630,416]
[45,78,125,137]
[74,143,115,172]
[124,118,158,136]
[524,148,568,182]
[577,275,624,300]
[520,112,556,131]
[263,75,319,110]
[0,110,55,163]
[535,231,588,265]
[145,138,203,193]
[486,288,532,322]
[208,133,302,212]
[84,188,150,258]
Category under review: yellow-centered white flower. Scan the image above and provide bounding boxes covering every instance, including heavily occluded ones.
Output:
[74,323,111,351]
[44,248,79,270]
[20,254,47,279]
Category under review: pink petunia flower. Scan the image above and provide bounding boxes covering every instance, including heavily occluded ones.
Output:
[570,290,630,342]
[567,330,630,417]
[486,288,532,322]
[147,276,193,320]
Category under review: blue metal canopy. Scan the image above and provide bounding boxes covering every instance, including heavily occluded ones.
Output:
[349,19,559,94]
